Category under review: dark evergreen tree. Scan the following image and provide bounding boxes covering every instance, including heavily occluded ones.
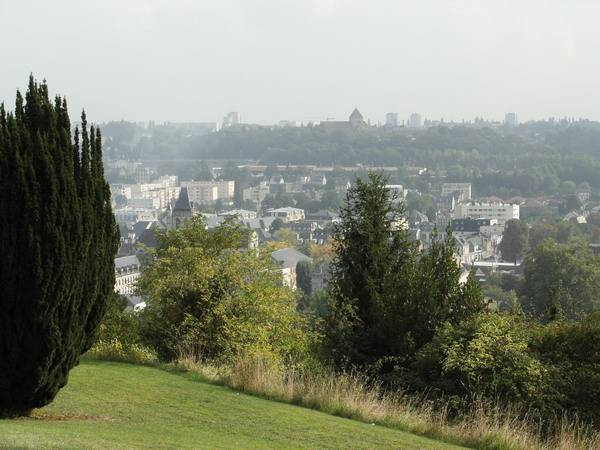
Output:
[323,172,484,369]
[324,172,417,366]
[0,77,119,417]
[498,218,529,263]
[296,260,314,297]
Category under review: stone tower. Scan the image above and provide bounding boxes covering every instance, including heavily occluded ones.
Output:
[171,187,194,229]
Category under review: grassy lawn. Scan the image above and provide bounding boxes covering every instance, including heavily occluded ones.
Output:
[0,359,464,449]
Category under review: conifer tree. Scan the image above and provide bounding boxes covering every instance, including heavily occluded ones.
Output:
[0,76,119,417]
[324,172,484,368]
[324,172,417,365]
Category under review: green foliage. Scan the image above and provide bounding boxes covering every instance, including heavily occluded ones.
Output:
[519,239,600,318]
[273,227,298,248]
[406,192,436,219]
[296,260,314,297]
[324,173,484,368]
[483,286,518,313]
[0,77,119,417]
[324,172,416,365]
[269,217,284,232]
[498,219,529,262]
[136,216,309,362]
[86,339,158,365]
[87,293,157,365]
[528,222,558,250]
[95,294,141,344]
[529,309,600,423]
[414,313,546,406]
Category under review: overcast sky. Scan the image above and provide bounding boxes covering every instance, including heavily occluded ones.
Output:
[1,0,599,125]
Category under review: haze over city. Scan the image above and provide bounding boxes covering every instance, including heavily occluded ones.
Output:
[2,0,600,124]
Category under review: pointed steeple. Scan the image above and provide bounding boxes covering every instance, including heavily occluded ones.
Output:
[173,187,192,211]
[349,108,363,121]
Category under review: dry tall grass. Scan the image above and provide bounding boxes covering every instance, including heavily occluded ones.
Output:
[178,354,599,450]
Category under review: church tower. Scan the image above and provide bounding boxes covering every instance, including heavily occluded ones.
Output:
[171,187,194,229]
[349,108,364,130]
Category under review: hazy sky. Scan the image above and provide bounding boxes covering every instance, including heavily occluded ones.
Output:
[2,0,600,125]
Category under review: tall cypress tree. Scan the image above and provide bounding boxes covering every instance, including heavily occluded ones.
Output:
[0,76,119,417]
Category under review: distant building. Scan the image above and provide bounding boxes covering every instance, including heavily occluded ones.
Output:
[243,182,270,205]
[167,187,196,229]
[386,184,408,202]
[320,108,375,132]
[127,197,161,209]
[451,218,492,233]
[385,112,399,127]
[409,113,422,127]
[135,166,154,184]
[114,255,141,295]
[505,112,518,127]
[437,194,457,212]
[219,209,257,220]
[267,207,306,223]
[181,180,235,203]
[113,208,158,226]
[453,202,519,226]
[576,187,591,203]
[442,183,472,202]
[223,112,241,128]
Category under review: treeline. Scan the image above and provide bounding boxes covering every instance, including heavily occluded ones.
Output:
[105,121,600,197]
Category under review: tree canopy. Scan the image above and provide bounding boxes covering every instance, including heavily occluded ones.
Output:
[519,239,600,319]
[136,216,308,362]
[323,172,484,368]
[498,219,529,262]
[0,76,118,417]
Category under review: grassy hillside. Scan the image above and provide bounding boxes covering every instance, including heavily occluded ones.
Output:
[0,360,462,449]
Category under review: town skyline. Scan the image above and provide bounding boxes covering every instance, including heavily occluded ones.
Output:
[2,1,600,125]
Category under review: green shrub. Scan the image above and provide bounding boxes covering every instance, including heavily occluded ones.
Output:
[529,309,600,424]
[413,313,547,407]
[86,339,158,365]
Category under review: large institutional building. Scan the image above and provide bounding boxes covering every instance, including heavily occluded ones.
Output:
[452,202,519,226]
[180,180,235,203]
[441,183,472,202]
[319,108,375,132]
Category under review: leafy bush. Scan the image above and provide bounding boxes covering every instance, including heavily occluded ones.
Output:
[136,216,313,363]
[413,313,546,408]
[87,294,157,365]
[86,339,158,365]
[529,309,600,424]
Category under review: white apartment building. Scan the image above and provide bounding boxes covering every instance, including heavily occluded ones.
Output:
[114,255,141,295]
[385,112,399,127]
[113,208,158,225]
[453,202,519,226]
[127,197,161,209]
[505,112,518,127]
[243,182,270,204]
[409,113,422,127]
[267,207,306,223]
[181,180,235,203]
[441,183,472,202]
[139,186,181,209]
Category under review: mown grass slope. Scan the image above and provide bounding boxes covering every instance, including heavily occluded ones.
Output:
[0,360,463,449]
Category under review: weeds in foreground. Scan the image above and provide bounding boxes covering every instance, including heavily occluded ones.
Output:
[85,339,158,365]
[178,354,599,450]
